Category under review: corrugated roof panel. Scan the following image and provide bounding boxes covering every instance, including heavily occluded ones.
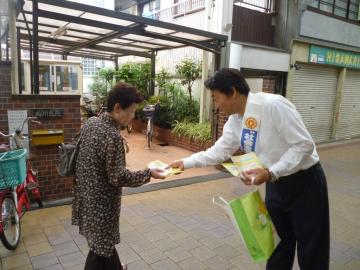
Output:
[121,34,153,42]
[111,38,133,44]
[16,0,227,59]
[56,35,88,43]
[130,42,163,49]
[39,3,84,17]
[67,23,112,35]
[39,17,67,27]
[112,45,149,52]
[146,39,183,47]
[80,12,133,27]
[65,30,99,40]
[171,32,211,41]
[145,25,175,35]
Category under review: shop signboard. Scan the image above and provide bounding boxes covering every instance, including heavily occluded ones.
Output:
[309,45,360,69]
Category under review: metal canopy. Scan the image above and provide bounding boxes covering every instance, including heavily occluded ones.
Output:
[17,0,228,61]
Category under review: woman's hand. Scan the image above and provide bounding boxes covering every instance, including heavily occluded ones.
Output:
[150,168,166,179]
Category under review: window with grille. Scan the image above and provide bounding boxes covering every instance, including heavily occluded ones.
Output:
[308,0,360,21]
[82,58,105,76]
[173,0,205,17]
[142,0,160,19]
[233,0,275,13]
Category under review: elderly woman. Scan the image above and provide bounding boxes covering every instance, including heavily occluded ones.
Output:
[72,82,164,270]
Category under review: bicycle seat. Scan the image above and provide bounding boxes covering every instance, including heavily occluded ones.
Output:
[143,104,156,111]
[143,105,157,118]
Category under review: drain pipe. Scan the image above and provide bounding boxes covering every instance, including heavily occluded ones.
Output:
[8,0,19,94]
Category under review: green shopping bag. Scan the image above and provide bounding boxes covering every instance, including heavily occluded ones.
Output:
[213,190,279,262]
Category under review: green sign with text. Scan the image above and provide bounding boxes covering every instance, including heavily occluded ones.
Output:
[309,45,360,69]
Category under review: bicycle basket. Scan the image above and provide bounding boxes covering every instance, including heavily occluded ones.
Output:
[0,149,27,189]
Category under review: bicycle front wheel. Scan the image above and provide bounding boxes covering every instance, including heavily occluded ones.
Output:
[0,196,21,250]
[147,132,151,149]
[127,121,132,134]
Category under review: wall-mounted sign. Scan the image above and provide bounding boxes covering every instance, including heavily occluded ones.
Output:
[32,109,64,118]
[7,110,28,134]
[7,110,30,156]
[309,45,360,69]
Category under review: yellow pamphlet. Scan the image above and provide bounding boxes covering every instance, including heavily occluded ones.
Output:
[222,152,263,177]
[147,160,182,177]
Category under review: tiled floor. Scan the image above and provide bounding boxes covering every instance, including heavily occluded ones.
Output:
[0,140,359,270]
[122,131,220,184]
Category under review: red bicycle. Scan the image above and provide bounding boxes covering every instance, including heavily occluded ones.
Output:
[0,117,43,250]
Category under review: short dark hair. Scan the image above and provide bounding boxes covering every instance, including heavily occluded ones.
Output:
[204,68,250,96]
[106,82,144,112]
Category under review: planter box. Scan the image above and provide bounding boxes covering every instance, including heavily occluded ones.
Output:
[131,118,211,152]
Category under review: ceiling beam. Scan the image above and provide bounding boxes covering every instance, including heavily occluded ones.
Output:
[20,33,152,58]
[20,46,115,61]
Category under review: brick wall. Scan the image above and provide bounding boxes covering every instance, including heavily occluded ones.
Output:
[0,62,81,201]
[216,109,228,140]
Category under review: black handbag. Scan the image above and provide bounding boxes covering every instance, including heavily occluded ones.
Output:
[57,130,83,177]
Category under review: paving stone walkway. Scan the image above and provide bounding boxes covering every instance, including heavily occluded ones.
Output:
[0,141,359,270]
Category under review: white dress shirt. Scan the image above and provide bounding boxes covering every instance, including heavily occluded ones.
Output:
[183,92,319,179]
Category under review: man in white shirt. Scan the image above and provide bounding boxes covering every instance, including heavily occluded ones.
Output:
[168,68,329,270]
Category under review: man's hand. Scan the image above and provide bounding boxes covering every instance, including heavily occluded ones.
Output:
[240,168,271,186]
[150,168,166,179]
[166,160,185,171]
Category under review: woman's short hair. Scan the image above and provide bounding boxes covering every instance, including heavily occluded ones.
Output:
[204,68,250,96]
[106,82,144,112]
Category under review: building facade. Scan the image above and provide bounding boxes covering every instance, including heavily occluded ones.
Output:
[115,0,360,142]
[221,0,360,142]
[284,0,360,142]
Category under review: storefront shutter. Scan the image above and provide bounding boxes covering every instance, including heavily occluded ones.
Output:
[291,64,338,142]
[337,69,360,139]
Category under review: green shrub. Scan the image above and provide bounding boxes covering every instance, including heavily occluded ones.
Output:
[155,68,171,96]
[166,83,199,124]
[88,69,112,111]
[97,68,115,86]
[88,76,107,97]
[175,59,202,100]
[136,89,200,129]
[172,121,211,144]
[114,63,152,98]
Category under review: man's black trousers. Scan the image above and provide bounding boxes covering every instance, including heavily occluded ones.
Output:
[265,163,330,270]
